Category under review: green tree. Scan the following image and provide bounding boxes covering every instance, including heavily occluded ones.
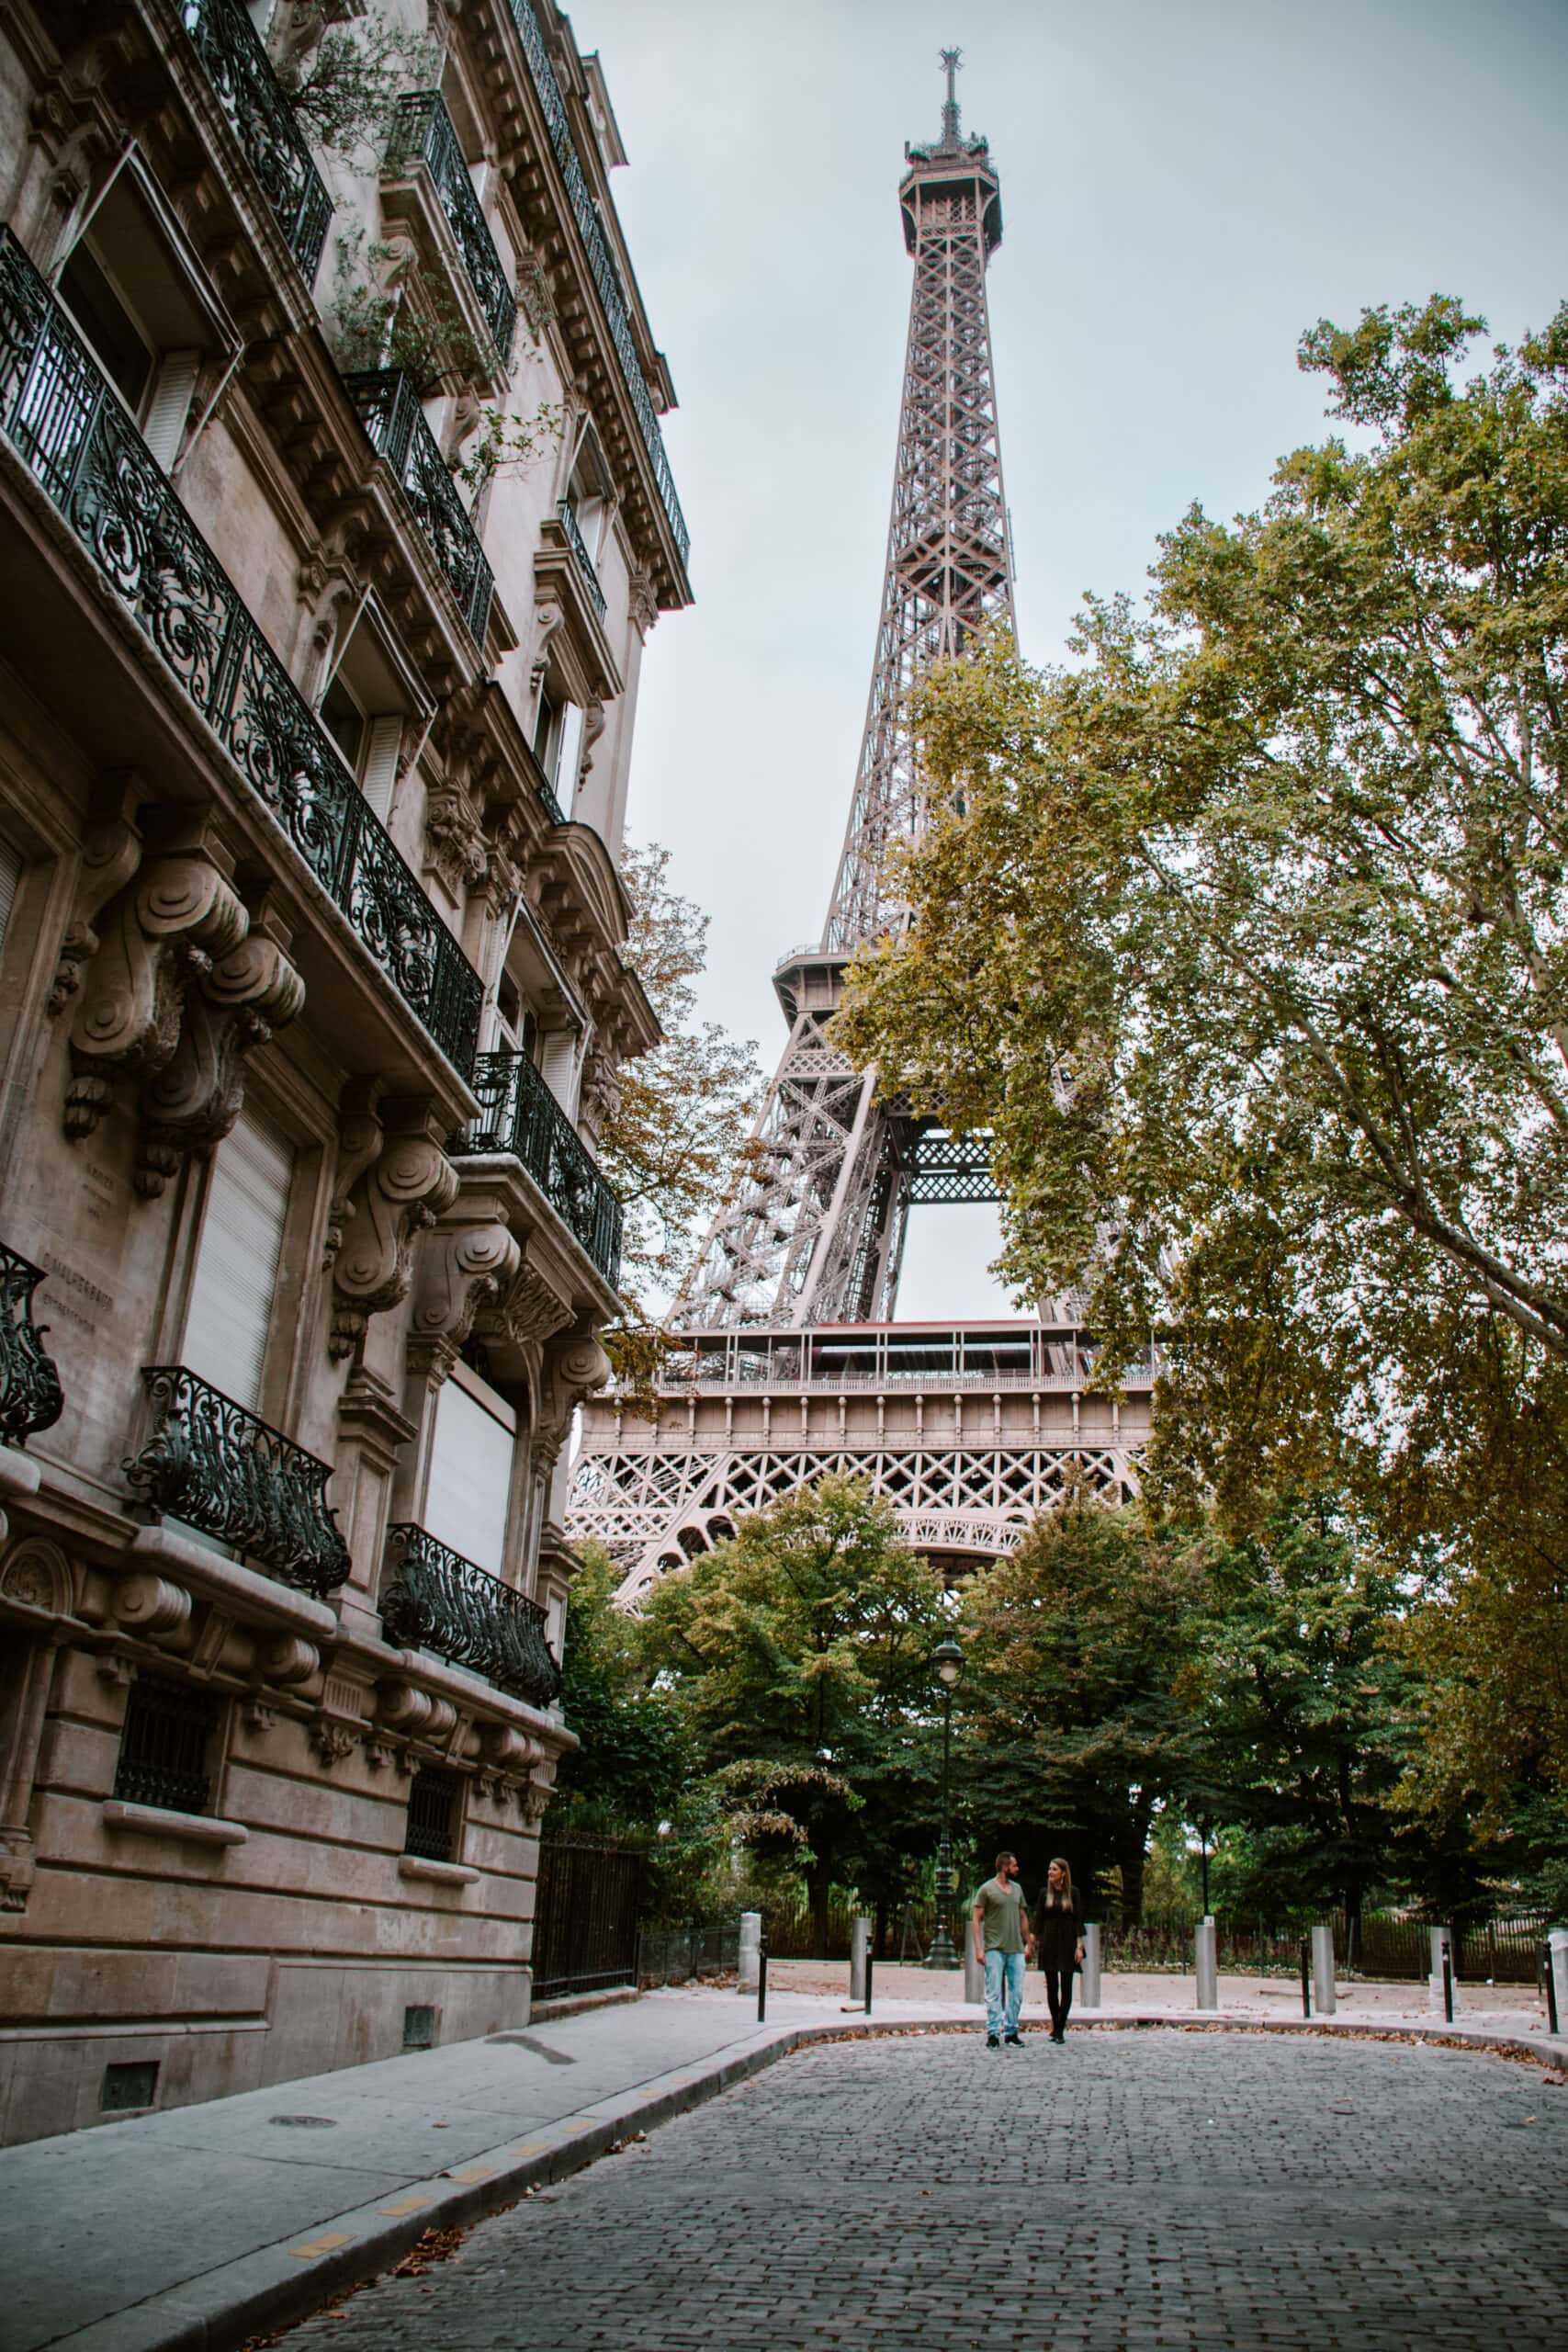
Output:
[637,1477,951,1954]
[595,843,761,1385]
[957,1476,1203,1918]
[550,1544,688,1837]
[837,299,1568,1502]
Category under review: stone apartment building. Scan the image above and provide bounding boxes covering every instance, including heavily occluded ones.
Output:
[0,0,689,2145]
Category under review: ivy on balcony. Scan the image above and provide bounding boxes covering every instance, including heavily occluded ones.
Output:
[0,1243,63,1451]
[0,229,482,1077]
[124,1367,350,1600]
[381,1524,561,1706]
[460,1050,624,1291]
[179,0,333,285]
[346,368,494,642]
[385,93,517,368]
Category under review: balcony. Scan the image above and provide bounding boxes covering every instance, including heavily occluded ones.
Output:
[380,1525,561,1706]
[346,369,494,642]
[0,229,482,1078]
[557,498,605,620]
[179,0,333,286]
[124,1367,350,1600]
[0,1243,63,1450]
[506,1,689,566]
[385,94,517,369]
[461,1050,624,1291]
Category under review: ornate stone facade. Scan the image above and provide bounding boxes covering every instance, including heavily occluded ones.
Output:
[0,0,681,2147]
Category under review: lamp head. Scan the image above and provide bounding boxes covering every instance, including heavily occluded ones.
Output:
[933,1634,964,1688]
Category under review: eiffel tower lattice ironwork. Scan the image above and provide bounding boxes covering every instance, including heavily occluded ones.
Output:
[570,59,1148,1595]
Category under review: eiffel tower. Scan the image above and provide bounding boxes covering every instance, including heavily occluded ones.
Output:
[571,57,1148,1595]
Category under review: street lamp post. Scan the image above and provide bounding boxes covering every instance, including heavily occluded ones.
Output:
[924,1634,964,1968]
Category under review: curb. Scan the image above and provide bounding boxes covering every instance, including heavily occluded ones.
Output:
[45,2009,1564,2352]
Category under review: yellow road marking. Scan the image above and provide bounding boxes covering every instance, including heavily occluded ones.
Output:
[448,2163,501,2183]
[378,2196,430,2216]
[289,2233,354,2260]
[508,2142,550,2157]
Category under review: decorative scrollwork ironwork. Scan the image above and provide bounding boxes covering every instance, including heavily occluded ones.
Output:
[0,1244,64,1449]
[345,369,494,641]
[179,0,333,284]
[0,229,482,1078]
[385,94,517,368]
[506,0,687,565]
[124,1366,350,1600]
[381,1524,561,1706]
[459,1050,624,1289]
[558,498,605,619]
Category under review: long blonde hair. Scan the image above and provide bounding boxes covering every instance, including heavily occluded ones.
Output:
[1044,1856,1075,1909]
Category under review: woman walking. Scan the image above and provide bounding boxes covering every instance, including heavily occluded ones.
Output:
[1037,1857,1085,2043]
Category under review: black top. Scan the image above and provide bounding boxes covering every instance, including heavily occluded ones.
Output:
[1035,1897,1082,1970]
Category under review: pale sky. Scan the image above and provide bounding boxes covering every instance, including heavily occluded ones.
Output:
[568,0,1568,1318]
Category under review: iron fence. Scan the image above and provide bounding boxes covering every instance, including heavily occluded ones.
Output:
[345,368,494,641]
[180,0,332,283]
[531,1832,645,2002]
[380,1526,561,1705]
[638,1919,740,1986]
[459,1049,624,1290]
[0,1241,63,1448]
[385,94,516,366]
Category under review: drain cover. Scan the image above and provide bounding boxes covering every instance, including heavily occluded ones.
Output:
[268,2114,339,2128]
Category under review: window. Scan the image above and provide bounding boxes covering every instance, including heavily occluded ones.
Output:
[424,1362,516,1576]
[314,607,418,823]
[113,1674,220,1815]
[405,1769,459,1863]
[494,968,538,1062]
[184,1104,294,1415]
[52,162,234,472]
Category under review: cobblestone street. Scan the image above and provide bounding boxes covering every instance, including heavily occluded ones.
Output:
[276,2027,1568,2351]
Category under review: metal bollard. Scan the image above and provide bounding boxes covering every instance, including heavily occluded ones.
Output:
[864,1945,874,2016]
[1194,1916,1218,2010]
[1081,1922,1102,2010]
[757,1935,768,2024]
[1299,1938,1311,2018]
[1550,1928,1568,2036]
[1442,1948,1453,2024]
[1311,1923,1337,2018]
[963,1936,985,2007]
[737,1909,761,1996]
[850,1915,869,2004]
[1541,1943,1558,2036]
[1428,1925,1457,2018]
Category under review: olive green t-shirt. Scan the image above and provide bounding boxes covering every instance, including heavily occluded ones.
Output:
[974,1876,1025,1955]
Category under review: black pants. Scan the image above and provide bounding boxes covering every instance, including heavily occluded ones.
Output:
[1043,1968,1074,2035]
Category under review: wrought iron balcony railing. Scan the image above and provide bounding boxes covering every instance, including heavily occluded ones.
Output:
[179,0,333,285]
[0,230,482,1077]
[460,1049,624,1290]
[381,1524,561,1706]
[0,1243,63,1451]
[507,1,689,567]
[385,94,517,368]
[557,498,606,620]
[124,1366,351,1600]
[345,369,494,642]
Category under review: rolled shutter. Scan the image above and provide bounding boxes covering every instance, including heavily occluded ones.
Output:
[424,1367,515,1576]
[183,1105,294,1413]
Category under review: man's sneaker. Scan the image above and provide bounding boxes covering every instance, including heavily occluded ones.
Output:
[1004,2031,1024,2046]
[985,2032,1000,2048]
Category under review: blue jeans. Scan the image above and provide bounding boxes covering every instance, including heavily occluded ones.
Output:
[984,1948,1025,2038]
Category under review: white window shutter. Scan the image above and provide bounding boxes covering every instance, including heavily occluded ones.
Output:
[556,700,585,798]
[539,1029,580,1115]
[141,348,200,471]
[184,1105,294,1413]
[359,713,403,822]
[424,1371,515,1576]
[0,834,20,954]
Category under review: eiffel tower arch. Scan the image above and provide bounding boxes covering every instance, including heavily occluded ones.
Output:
[571,57,1149,1595]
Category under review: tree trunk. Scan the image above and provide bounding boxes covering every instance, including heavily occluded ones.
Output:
[874,1894,888,1961]
[807,1862,830,1961]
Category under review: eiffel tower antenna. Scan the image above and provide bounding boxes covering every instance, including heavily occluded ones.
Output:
[570,65,1148,1596]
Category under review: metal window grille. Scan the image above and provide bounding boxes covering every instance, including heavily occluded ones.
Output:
[405,1768,459,1863]
[113,1675,219,1815]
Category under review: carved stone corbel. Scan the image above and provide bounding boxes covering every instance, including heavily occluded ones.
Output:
[471,1259,574,1385]
[330,1098,459,1361]
[579,697,606,787]
[324,1078,386,1271]
[65,844,247,1142]
[50,789,142,1016]
[423,778,489,899]
[530,592,566,700]
[134,932,305,1197]
[406,1191,522,1381]
[627,563,660,637]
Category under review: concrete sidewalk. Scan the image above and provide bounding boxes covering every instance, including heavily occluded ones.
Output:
[6,1978,1563,2352]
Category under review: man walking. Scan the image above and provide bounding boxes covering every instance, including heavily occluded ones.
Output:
[972,1850,1032,2047]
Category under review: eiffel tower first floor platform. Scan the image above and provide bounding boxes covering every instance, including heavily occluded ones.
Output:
[569,1319,1154,1602]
